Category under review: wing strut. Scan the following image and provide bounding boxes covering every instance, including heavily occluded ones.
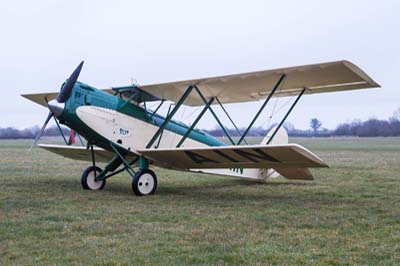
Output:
[194,85,235,145]
[144,74,304,149]
[215,97,247,145]
[267,88,305,144]
[176,97,215,148]
[146,84,236,149]
[146,85,194,148]
[237,74,286,145]
[156,104,172,148]
[149,100,165,119]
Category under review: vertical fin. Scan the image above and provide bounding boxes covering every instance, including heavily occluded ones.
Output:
[258,126,289,180]
[260,126,289,145]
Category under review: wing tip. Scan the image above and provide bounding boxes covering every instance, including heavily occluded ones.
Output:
[20,92,57,107]
[341,60,381,88]
[290,143,329,168]
[21,93,34,101]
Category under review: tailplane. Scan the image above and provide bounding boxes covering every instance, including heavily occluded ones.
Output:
[260,126,289,146]
[257,126,316,181]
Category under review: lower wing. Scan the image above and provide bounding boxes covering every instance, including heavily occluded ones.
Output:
[137,144,328,169]
[38,143,327,181]
[38,144,137,163]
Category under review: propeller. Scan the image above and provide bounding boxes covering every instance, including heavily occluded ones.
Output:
[30,61,84,150]
[30,112,53,150]
[57,61,84,103]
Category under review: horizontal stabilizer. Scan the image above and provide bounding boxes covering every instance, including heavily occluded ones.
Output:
[274,167,314,180]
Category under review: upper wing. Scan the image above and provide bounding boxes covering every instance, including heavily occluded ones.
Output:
[22,60,379,108]
[138,144,328,170]
[134,60,379,106]
[22,92,59,108]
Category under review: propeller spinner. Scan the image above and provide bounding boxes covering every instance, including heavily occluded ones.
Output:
[30,61,84,150]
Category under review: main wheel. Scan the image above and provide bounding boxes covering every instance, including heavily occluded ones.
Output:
[132,169,157,196]
[81,166,106,190]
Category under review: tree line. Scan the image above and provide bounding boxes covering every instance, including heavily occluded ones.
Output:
[0,126,69,139]
[205,108,400,138]
[204,118,400,138]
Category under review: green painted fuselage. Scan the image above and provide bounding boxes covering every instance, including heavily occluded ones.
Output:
[57,82,225,152]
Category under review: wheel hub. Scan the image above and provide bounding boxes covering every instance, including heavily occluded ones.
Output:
[137,173,155,194]
[87,171,104,190]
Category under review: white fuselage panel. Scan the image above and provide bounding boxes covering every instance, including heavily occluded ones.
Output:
[76,106,207,151]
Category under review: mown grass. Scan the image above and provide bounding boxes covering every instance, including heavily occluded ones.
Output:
[0,138,400,265]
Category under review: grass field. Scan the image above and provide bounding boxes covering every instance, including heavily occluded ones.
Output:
[1,138,400,265]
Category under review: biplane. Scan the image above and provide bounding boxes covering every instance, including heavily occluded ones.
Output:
[22,60,379,196]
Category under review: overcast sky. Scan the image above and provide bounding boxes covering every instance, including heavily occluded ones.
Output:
[1,0,399,130]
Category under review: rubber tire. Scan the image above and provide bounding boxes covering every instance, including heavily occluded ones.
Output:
[81,166,106,190]
[132,169,157,196]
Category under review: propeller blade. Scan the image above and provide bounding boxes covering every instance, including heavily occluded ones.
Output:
[29,112,53,151]
[57,61,84,103]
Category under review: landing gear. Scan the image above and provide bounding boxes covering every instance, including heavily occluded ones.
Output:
[85,143,156,196]
[132,169,157,196]
[81,166,106,190]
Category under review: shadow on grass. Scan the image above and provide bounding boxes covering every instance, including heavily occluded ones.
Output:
[40,176,311,192]
[25,175,347,209]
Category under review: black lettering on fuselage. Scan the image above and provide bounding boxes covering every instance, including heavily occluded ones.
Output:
[230,168,244,174]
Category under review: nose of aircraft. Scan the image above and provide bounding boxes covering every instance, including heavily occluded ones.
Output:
[47,99,65,117]
[30,61,84,150]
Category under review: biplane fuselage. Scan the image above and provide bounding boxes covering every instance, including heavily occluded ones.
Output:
[54,81,224,153]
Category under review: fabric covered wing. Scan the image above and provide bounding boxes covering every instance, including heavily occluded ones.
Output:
[22,92,59,108]
[38,144,138,163]
[22,60,379,108]
[139,144,328,170]
[131,60,379,106]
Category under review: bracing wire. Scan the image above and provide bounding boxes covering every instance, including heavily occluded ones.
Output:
[264,76,286,129]
[183,106,201,123]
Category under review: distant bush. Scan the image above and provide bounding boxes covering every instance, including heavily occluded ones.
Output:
[334,118,400,137]
[204,116,400,138]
